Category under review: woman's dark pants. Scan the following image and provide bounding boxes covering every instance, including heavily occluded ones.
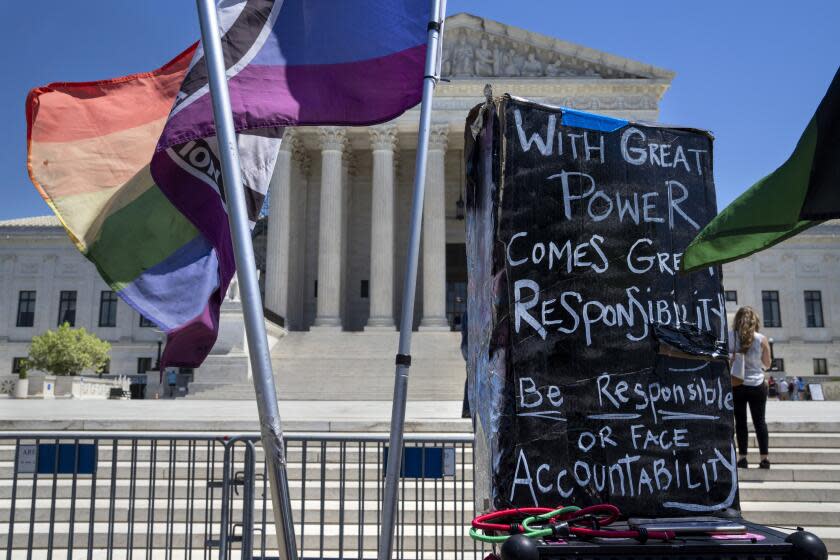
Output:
[733,383,769,456]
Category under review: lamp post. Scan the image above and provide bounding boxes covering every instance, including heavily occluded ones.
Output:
[153,330,165,384]
[768,337,776,370]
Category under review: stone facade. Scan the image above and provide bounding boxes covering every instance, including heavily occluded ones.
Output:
[722,221,840,379]
[0,216,163,377]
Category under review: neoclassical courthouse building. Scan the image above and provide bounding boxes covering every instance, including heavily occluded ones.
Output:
[2,14,839,398]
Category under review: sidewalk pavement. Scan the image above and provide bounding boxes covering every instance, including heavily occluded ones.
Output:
[0,398,468,432]
[0,398,837,433]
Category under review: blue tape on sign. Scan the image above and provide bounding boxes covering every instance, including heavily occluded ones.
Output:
[560,108,627,132]
[383,447,444,479]
[37,444,97,475]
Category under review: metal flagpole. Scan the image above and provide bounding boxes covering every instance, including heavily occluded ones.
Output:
[378,1,446,558]
[194,1,298,559]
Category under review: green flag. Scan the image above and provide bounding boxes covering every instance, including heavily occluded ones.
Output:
[683,67,840,272]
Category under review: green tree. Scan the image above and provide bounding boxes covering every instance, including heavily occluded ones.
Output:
[27,323,111,376]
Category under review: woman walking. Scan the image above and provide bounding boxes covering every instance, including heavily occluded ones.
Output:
[730,306,772,469]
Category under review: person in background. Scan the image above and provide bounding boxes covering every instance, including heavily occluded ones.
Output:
[768,376,777,399]
[797,376,806,401]
[166,368,178,398]
[729,306,772,469]
[460,310,470,419]
[788,377,797,401]
[778,377,789,401]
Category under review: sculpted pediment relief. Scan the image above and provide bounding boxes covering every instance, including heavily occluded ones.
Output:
[442,13,674,81]
[758,263,779,274]
[17,260,39,275]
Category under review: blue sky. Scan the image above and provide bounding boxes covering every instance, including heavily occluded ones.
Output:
[0,1,836,220]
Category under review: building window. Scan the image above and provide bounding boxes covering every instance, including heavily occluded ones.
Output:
[762,290,782,328]
[57,290,77,327]
[770,358,785,372]
[99,291,118,327]
[360,280,369,299]
[804,290,825,328]
[139,315,155,327]
[724,290,738,304]
[16,291,36,327]
[137,357,153,374]
[814,358,829,376]
[11,357,27,374]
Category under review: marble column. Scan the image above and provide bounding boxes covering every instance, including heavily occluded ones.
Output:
[366,125,398,330]
[264,130,299,325]
[420,124,450,330]
[313,127,347,329]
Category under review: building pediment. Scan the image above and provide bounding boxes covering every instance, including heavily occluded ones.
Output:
[442,13,674,81]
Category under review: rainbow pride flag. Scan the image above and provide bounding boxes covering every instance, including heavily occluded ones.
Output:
[26,0,432,368]
[26,45,282,367]
[25,46,228,366]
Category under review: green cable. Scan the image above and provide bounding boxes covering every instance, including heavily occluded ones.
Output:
[469,506,582,543]
[521,506,581,538]
[469,527,511,543]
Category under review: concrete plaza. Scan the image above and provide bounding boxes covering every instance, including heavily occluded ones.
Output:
[1,398,838,433]
[0,398,468,432]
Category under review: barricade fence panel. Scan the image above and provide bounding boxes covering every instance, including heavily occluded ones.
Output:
[0,432,486,560]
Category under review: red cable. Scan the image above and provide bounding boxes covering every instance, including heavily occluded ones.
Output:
[472,503,676,542]
[472,507,554,532]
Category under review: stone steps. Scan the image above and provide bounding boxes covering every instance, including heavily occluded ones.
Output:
[739,481,840,502]
[743,501,840,527]
[270,332,465,401]
[763,422,840,434]
[0,479,472,501]
[737,429,840,552]
[0,442,475,463]
[744,448,840,464]
[0,498,470,524]
[3,521,476,550]
[0,461,475,481]
[751,433,840,448]
[739,464,840,482]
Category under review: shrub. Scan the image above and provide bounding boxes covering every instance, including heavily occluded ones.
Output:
[27,323,111,376]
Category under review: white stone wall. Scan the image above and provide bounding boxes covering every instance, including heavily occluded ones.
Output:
[0,229,162,376]
[722,222,840,378]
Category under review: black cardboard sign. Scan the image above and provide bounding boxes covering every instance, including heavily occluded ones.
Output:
[465,96,737,518]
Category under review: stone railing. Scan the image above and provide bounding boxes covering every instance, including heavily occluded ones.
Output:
[0,373,130,399]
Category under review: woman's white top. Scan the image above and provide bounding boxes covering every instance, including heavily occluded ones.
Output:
[728,330,766,387]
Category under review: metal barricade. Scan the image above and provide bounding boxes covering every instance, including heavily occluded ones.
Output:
[1,432,483,560]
